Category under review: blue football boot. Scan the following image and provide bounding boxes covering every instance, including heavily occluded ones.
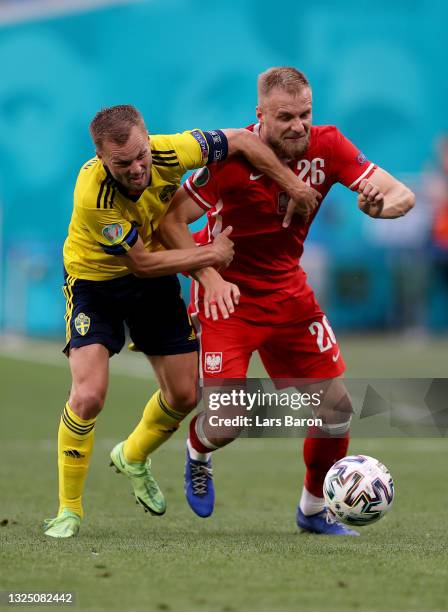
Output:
[296,507,360,536]
[184,447,214,518]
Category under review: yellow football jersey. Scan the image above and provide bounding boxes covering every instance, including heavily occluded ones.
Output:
[63,130,213,281]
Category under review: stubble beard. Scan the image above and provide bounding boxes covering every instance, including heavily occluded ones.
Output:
[266,132,310,161]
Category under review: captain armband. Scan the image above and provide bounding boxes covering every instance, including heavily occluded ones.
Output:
[191,129,228,164]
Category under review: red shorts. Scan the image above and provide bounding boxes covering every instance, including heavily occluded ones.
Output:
[189,281,346,380]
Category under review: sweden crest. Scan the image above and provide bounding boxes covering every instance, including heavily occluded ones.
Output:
[75,312,90,336]
[159,185,177,203]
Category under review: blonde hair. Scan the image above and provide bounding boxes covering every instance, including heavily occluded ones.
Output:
[258,67,310,101]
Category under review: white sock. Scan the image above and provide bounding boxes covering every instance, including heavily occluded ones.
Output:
[299,487,325,516]
[319,418,351,436]
[187,438,211,463]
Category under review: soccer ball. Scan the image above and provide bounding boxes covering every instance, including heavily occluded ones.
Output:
[323,455,394,526]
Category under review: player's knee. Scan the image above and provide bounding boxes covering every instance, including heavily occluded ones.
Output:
[315,392,353,426]
[164,384,198,415]
[333,393,353,417]
[70,387,106,419]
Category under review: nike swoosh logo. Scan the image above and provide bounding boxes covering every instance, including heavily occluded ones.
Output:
[332,350,340,362]
[250,173,264,180]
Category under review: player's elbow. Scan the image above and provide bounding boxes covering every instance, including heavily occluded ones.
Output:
[400,186,416,216]
[405,187,416,213]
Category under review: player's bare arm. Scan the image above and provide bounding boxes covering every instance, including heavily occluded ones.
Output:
[159,187,240,321]
[118,229,234,278]
[157,186,205,251]
[222,128,322,219]
[357,167,415,219]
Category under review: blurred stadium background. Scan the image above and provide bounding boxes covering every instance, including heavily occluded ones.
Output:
[0,0,447,341]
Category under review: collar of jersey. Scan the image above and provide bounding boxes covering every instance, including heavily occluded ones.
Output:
[104,165,152,202]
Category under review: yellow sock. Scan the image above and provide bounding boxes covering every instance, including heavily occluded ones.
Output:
[124,390,186,463]
[57,402,96,518]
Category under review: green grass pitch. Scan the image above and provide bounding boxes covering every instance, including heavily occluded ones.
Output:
[1,335,448,611]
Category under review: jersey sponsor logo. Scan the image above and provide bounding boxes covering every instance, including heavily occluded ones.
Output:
[277,192,289,214]
[357,152,367,165]
[159,185,177,203]
[193,167,210,187]
[74,313,90,336]
[250,172,264,180]
[204,352,222,373]
[102,223,123,244]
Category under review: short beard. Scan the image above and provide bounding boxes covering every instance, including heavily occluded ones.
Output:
[266,133,310,160]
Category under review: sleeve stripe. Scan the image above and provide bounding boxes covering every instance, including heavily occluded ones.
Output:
[100,243,127,255]
[348,163,375,189]
[125,225,138,248]
[98,226,138,255]
[151,148,175,154]
[153,161,180,167]
[153,154,177,162]
[184,180,213,209]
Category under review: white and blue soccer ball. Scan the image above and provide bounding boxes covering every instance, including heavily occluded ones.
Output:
[323,455,394,526]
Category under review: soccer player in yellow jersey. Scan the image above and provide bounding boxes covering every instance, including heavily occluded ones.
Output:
[44,104,321,538]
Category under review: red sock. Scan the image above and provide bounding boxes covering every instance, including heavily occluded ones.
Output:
[188,414,215,454]
[303,426,350,497]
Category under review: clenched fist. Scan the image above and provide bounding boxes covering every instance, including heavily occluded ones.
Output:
[357,179,385,218]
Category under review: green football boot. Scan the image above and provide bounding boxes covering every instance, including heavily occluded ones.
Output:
[43,508,81,538]
[110,441,166,516]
